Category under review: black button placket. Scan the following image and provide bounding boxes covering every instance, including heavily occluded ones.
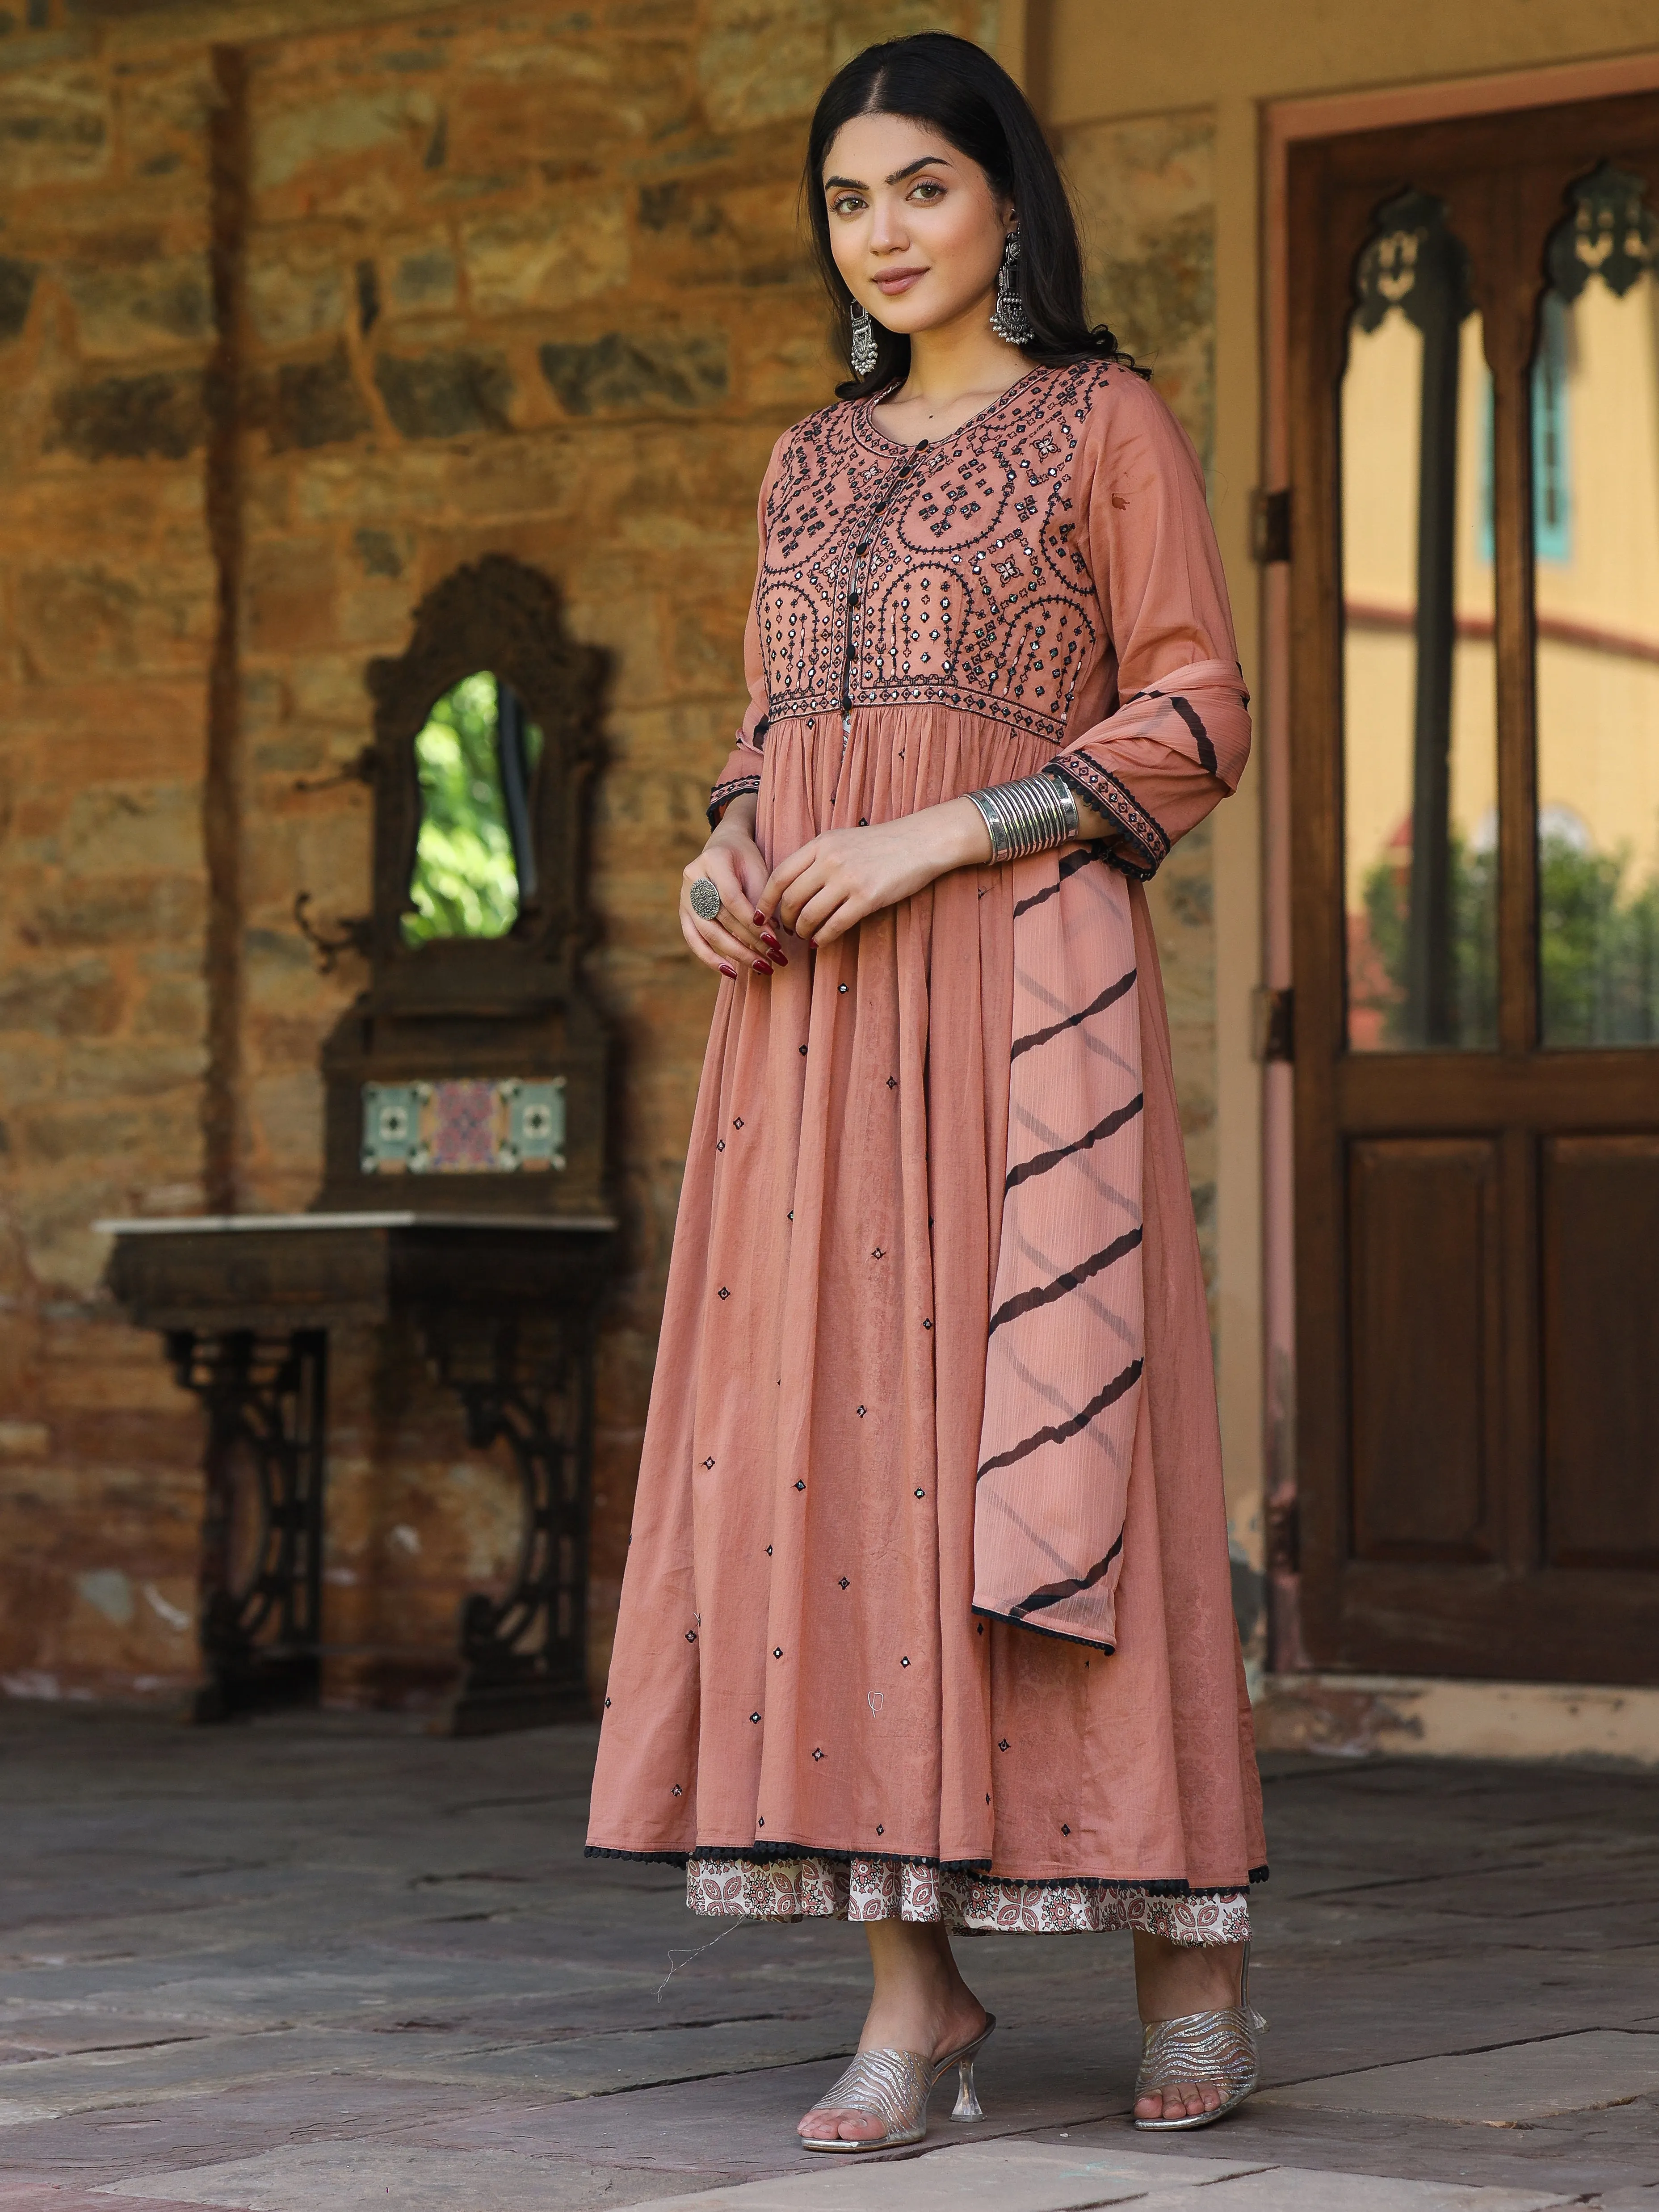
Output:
[842,441,930,750]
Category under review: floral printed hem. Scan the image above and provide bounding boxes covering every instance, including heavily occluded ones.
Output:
[686,1855,1250,1944]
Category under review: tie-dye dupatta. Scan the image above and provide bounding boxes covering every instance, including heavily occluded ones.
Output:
[972,658,1248,1652]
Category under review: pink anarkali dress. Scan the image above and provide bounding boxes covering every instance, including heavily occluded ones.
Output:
[586,360,1267,1943]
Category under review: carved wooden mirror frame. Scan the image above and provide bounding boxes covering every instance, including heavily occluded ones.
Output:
[365,555,605,1013]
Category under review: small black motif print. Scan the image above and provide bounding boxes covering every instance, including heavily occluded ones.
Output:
[856,1405,866,1417]
[794,1479,806,1492]
[733,1116,744,1129]
[998,1738,1010,1752]
[838,983,848,994]
[813,1747,825,1761]
[923,1319,932,1330]
[858,817,868,826]
[876,1825,884,1836]
[914,1488,925,1499]
[685,1629,697,1643]
[604,1696,612,1709]
[900,1656,910,1668]
[838,1577,849,1590]
[718,1287,730,1300]
[986,1792,991,1804]
[787,1209,794,1221]
[977,1621,984,1635]
[702,1456,715,1469]
[1061,1824,1071,1836]
[757,1816,765,1828]
[749,1712,761,1724]
[765,1543,773,1556]
[872,1246,884,1259]
[773,1647,783,1659]
[672,1784,683,1796]
[886,1076,897,1090]
[799,1044,808,1056]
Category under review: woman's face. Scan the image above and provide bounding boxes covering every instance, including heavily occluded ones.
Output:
[822,110,1011,339]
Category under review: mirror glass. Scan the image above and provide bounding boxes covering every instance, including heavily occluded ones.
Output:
[1341,190,1499,1051]
[404,671,544,944]
[1534,164,1659,1047]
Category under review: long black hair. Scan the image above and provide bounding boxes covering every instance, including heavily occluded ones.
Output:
[804,33,1142,403]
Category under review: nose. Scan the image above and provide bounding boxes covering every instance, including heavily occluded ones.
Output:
[869,196,909,254]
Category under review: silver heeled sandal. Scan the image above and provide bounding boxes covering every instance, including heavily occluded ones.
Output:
[799,2012,995,2153]
[1133,1942,1266,2132]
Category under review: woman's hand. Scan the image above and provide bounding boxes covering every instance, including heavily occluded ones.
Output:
[760,797,991,947]
[680,793,789,977]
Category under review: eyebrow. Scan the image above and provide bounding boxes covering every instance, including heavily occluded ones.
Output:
[823,153,956,191]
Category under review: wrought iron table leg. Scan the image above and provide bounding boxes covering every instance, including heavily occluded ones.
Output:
[168,1329,328,1721]
[423,1311,596,1734]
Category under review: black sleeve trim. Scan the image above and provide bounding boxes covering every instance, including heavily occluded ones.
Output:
[1046,757,1170,881]
[706,771,761,828]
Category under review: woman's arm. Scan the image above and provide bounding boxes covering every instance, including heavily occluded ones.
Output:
[679,791,781,975]
[757,790,1124,947]
[682,442,792,976]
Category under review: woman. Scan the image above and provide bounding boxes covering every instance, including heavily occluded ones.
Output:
[586,31,1267,2148]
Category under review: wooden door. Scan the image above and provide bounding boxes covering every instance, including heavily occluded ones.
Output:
[1288,92,1659,1682]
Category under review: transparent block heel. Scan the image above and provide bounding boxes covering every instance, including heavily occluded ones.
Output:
[951,2048,984,2121]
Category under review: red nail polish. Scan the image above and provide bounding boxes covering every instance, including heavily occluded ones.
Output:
[753,959,772,975]
[718,962,738,978]
[753,911,767,926]
[769,950,788,966]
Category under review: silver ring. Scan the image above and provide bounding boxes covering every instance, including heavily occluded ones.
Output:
[689,876,722,922]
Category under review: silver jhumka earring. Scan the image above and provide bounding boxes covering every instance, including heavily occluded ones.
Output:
[991,227,1033,346]
[848,299,878,377]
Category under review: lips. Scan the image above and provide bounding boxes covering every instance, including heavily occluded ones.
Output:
[873,268,927,294]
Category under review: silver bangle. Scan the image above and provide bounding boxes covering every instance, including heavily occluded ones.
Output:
[965,769,1080,864]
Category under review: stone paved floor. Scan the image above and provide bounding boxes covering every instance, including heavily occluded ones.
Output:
[0,1706,1655,2210]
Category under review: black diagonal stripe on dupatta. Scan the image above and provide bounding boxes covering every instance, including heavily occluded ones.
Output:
[1005,1093,1143,1192]
[1011,841,1107,919]
[1010,966,1136,1062]
[976,1357,1143,1480]
[1166,694,1218,775]
[1007,1530,1126,1621]
[987,1224,1144,1335]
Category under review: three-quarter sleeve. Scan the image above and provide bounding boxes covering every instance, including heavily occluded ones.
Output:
[1048,372,1251,879]
[706,435,788,828]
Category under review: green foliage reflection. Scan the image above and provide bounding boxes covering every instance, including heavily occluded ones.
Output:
[1359,837,1496,1049]
[1537,834,1659,1045]
[1357,831,1659,1047]
[403,672,541,944]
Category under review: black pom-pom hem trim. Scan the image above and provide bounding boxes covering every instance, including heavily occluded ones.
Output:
[587,1839,1268,1897]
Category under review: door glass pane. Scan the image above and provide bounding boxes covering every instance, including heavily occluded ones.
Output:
[1342,190,1498,1051]
[1535,163,1659,1047]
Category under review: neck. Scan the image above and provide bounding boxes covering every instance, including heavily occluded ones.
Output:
[901,289,1025,404]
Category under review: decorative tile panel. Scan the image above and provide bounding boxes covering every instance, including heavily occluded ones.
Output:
[360,1079,566,1175]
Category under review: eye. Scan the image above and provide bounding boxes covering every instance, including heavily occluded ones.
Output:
[830,191,867,218]
[909,179,946,202]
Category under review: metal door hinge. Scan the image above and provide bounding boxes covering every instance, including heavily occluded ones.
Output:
[1266,1491,1300,1577]
[1251,984,1294,1064]
[1250,487,1291,565]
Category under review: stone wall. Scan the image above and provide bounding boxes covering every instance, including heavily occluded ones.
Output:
[0,0,1021,1707]
[0,9,1231,1710]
